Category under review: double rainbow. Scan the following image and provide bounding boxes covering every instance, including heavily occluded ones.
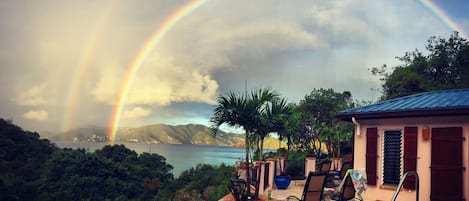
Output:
[61,1,119,135]
[59,0,467,143]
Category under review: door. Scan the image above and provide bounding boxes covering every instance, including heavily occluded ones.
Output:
[431,127,464,201]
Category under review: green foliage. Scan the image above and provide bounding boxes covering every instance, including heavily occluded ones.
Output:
[296,88,354,158]
[39,149,136,200]
[210,88,280,188]
[271,103,307,175]
[39,145,174,201]
[0,119,176,200]
[1,119,239,201]
[0,118,57,201]
[155,163,232,201]
[254,97,291,160]
[298,88,352,125]
[373,32,469,100]
[287,151,307,160]
[285,160,305,179]
[228,179,249,201]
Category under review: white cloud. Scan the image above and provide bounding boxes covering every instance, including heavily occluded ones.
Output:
[91,63,123,104]
[122,107,151,119]
[103,17,325,109]
[126,69,219,105]
[15,86,47,106]
[23,110,48,121]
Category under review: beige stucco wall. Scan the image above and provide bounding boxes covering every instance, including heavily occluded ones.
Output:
[352,115,469,201]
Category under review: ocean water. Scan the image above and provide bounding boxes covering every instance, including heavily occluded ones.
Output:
[55,142,246,177]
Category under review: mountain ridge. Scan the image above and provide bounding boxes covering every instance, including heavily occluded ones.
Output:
[50,123,281,148]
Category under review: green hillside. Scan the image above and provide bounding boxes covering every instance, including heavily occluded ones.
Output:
[52,124,282,148]
[116,124,244,145]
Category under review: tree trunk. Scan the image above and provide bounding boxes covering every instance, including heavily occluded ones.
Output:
[337,140,341,158]
[326,138,335,158]
[245,130,251,190]
[259,136,265,161]
[283,139,291,175]
[256,136,261,160]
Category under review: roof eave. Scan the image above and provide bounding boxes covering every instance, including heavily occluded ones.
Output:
[336,108,469,121]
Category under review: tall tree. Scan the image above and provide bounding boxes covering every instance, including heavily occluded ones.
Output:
[297,88,353,158]
[210,88,278,189]
[372,32,469,100]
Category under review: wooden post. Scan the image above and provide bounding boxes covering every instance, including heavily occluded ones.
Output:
[305,157,316,176]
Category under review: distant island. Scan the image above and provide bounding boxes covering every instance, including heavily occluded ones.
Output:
[50,123,282,149]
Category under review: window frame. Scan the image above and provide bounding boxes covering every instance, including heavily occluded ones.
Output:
[381,129,403,186]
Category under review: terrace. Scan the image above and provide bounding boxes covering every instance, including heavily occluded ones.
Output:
[219,181,306,201]
[219,158,357,201]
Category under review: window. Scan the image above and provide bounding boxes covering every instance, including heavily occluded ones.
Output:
[382,130,402,186]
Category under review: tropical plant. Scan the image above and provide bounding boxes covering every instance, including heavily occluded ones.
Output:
[228,179,249,201]
[315,122,353,158]
[275,103,299,175]
[210,88,278,190]
[254,97,290,161]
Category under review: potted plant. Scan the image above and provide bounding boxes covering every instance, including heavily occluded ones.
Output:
[274,157,291,189]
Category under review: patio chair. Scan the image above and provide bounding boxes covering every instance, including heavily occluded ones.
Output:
[328,161,353,188]
[330,173,356,201]
[286,171,328,201]
[319,160,336,188]
[319,160,332,173]
[337,162,352,181]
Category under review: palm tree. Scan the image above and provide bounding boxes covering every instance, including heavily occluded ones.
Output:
[255,97,290,161]
[210,88,278,189]
[276,104,301,175]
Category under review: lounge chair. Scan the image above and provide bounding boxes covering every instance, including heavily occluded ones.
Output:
[319,160,336,188]
[319,160,332,173]
[328,161,353,188]
[330,173,357,201]
[286,171,328,201]
[337,162,352,181]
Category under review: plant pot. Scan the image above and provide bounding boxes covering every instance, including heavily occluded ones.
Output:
[274,175,291,189]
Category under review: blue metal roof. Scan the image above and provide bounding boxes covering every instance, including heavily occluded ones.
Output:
[339,88,469,116]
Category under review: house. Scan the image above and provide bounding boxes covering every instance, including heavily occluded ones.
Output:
[336,88,469,201]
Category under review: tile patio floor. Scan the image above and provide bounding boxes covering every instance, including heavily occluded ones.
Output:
[219,179,335,201]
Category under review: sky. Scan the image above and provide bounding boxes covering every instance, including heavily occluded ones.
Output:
[1,0,468,135]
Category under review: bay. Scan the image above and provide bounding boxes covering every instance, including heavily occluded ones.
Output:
[55,142,246,177]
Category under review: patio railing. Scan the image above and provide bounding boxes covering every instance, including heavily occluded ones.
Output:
[391,171,419,201]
